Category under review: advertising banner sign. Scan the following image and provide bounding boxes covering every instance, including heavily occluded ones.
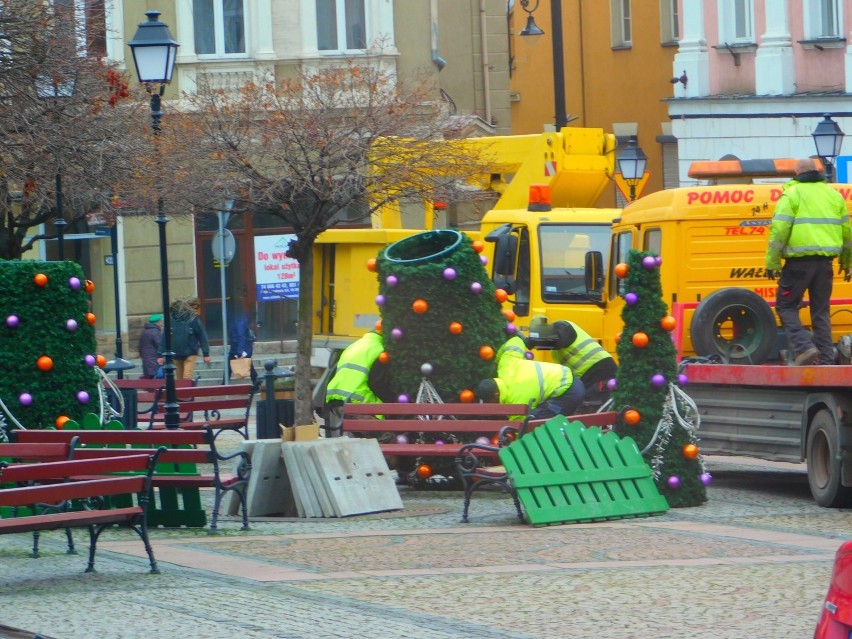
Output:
[254,234,299,301]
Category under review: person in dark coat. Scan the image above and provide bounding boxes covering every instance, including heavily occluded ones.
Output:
[169,297,210,381]
[138,314,163,379]
[227,312,258,385]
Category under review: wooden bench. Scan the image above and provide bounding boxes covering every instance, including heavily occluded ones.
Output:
[104,378,195,429]
[0,451,163,573]
[11,427,250,533]
[146,384,257,440]
[453,410,620,523]
[341,402,532,459]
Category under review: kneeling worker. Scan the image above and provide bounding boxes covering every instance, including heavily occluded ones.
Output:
[476,353,585,421]
[324,331,385,432]
[551,320,617,409]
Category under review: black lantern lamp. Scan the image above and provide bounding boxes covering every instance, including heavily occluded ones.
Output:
[129,10,180,428]
[518,0,545,36]
[812,114,845,183]
[617,136,647,202]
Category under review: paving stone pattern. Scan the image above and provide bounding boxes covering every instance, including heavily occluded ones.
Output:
[0,423,849,638]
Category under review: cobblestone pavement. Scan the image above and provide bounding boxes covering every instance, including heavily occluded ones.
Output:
[1,447,848,639]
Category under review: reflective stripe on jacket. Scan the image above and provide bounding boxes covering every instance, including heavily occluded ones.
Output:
[495,357,573,410]
[325,332,384,404]
[552,322,612,378]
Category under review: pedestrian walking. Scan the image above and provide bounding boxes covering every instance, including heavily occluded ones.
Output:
[169,297,211,381]
[227,312,258,386]
[766,158,852,365]
[138,313,164,379]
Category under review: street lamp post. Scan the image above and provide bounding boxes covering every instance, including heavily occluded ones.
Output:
[812,114,845,184]
[518,0,568,129]
[129,10,180,428]
[617,136,648,202]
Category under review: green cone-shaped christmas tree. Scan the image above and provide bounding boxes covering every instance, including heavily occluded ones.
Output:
[611,250,708,508]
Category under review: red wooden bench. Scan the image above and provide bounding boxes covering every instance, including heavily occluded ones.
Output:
[105,378,195,429]
[0,451,163,573]
[145,384,257,440]
[11,427,250,533]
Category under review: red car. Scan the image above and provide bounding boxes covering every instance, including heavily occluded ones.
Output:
[815,541,852,638]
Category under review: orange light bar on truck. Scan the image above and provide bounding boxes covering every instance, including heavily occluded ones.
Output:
[688,158,824,179]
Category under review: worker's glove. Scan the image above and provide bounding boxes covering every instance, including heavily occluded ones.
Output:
[843,268,852,283]
[765,269,778,280]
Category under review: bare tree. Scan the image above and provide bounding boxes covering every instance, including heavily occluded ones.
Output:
[158,58,497,425]
[0,1,144,259]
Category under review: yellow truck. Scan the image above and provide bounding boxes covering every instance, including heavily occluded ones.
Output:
[312,128,852,367]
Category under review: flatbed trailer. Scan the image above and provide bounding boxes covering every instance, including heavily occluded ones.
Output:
[682,362,852,507]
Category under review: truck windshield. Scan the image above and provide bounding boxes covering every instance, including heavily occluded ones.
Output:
[538,224,611,303]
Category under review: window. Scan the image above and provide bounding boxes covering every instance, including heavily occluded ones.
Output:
[538,224,611,304]
[643,228,662,254]
[660,0,679,44]
[317,0,367,52]
[609,231,634,300]
[610,0,632,48]
[804,0,842,39]
[194,0,246,56]
[718,0,754,43]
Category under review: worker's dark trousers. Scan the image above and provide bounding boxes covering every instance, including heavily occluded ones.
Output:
[531,379,586,420]
[776,256,835,363]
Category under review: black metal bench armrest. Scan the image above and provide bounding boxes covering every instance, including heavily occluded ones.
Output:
[454,443,502,475]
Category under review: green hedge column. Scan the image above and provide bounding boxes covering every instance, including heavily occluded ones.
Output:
[375,230,511,403]
[611,250,707,508]
[0,261,100,432]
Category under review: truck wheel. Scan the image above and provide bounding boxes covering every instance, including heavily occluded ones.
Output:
[806,409,852,508]
[690,288,777,364]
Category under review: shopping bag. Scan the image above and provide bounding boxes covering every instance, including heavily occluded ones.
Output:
[229,357,251,379]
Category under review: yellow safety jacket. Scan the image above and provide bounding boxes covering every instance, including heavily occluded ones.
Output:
[552,321,612,378]
[325,332,384,404]
[495,356,573,410]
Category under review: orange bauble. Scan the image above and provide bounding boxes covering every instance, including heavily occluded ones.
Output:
[660,315,677,332]
[412,299,429,314]
[491,436,500,446]
[624,409,641,425]
[449,321,463,335]
[502,308,516,322]
[86,312,96,325]
[36,356,53,371]
[374,319,382,333]
[416,464,432,479]
[459,389,475,403]
[34,273,48,287]
[683,443,699,459]
[366,257,377,272]
[378,351,390,364]
[55,415,70,429]
[472,240,485,253]
[494,289,508,303]
[84,279,95,293]
[614,263,629,279]
[615,332,621,344]
[632,332,649,348]
[479,345,495,360]
[96,354,107,368]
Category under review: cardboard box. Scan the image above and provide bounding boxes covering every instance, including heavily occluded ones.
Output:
[281,424,320,442]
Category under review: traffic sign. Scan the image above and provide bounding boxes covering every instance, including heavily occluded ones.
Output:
[212,229,236,265]
[614,171,651,202]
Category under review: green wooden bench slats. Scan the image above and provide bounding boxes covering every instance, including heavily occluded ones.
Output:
[499,416,668,526]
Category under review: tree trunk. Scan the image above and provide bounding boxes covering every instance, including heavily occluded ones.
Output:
[294,246,315,426]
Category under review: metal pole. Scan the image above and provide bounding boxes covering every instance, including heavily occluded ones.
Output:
[551,0,567,129]
[219,211,229,384]
[826,160,836,184]
[150,87,179,429]
[54,171,67,261]
[110,223,125,378]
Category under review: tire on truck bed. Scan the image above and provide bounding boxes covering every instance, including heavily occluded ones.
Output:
[690,288,777,364]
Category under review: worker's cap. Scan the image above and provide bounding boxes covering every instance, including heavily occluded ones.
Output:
[149,313,164,323]
[475,378,499,402]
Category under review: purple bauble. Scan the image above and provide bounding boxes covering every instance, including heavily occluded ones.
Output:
[480,255,488,265]
[76,391,90,404]
[386,275,398,287]
[677,373,689,387]
[655,255,663,266]
[667,475,681,489]
[435,439,445,446]
[625,292,638,305]
[505,322,517,334]
[391,327,403,340]
[420,363,434,376]
[375,294,386,306]
[68,277,81,290]
[66,319,78,332]
[525,351,534,360]
[396,434,409,445]
[642,256,657,270]
[700,472,712,486]
[606,378,617,391]
[476,436,490,445]
[84,354,97,367]
[443,267,457,281]
[18,393,32,406]
[470,282,483,294]
[6,315,18,328]
[397,394,409,403]
[651,373,666,387]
